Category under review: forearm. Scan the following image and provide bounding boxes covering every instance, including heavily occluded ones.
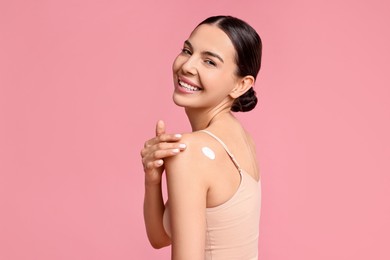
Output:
[143,182,171,248]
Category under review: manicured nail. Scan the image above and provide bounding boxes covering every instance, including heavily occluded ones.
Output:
[179,143,186,149]
[156,160,163,166]
[174,134,182,138]
[172,149,180,153]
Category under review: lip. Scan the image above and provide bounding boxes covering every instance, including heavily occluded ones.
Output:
[177,76,201,89]
[175,76,202,94]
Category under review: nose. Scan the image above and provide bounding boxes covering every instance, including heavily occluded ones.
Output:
[181,56,198,76]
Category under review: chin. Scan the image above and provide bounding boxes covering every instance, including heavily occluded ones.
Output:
[172,94,186,108]
[172,94,202,111]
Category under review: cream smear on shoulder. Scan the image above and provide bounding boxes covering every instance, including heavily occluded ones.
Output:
[201,147,215,160]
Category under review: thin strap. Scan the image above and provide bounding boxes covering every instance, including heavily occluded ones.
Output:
[200,130,242,172]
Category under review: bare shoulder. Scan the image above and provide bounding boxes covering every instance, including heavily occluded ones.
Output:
[166,132,218,170]
[164,131,219,175]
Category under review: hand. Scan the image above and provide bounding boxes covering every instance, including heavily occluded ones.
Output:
[141,120,186,185]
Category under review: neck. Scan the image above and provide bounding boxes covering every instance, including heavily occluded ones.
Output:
[185,105,233,131]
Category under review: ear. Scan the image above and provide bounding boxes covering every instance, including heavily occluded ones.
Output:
[229,75,255,99]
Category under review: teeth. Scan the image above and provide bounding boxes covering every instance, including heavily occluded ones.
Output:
[179,80,201,91]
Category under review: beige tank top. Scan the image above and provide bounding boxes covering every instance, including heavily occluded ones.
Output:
[163,130,261,260]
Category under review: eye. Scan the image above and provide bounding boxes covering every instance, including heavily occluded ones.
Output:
[181,48,192,55]
[204,59,216,67]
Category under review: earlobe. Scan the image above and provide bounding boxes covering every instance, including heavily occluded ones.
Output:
[229,76,255,99]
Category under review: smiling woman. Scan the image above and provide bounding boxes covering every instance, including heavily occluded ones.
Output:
[141,15,262,260]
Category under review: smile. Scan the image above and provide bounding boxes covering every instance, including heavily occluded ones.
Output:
[178,80,202,92]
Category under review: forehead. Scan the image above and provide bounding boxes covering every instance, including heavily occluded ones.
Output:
[188,24,236,61]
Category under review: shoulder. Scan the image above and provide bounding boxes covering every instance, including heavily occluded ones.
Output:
[164,131,224,183]
[165,131,219,170]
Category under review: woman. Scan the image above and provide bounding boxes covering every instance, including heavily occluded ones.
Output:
[141,15,262,259]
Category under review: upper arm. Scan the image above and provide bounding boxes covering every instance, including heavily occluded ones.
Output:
[164,135,209,260]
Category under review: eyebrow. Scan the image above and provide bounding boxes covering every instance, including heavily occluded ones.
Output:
[184,40,224,63]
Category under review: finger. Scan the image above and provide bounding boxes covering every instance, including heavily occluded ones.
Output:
[142,143,186,160]
[154,160,164,167]
[144,161,155,170]
[143,148,183,170]
[155,142,186,151]
[144,160,164,171]
[155,120,165,137]
[157,133,182,142]
[152,149,181,159]
[144,133,182,147]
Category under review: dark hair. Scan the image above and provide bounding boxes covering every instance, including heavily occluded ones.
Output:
[197,16,262,112]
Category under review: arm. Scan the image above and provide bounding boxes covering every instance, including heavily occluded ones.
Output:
[143,181,170,248]
[141,120,186,248]
[165,135,209,260]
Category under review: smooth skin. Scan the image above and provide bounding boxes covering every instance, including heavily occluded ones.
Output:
[142,24,260,259]
[141,120,185,248]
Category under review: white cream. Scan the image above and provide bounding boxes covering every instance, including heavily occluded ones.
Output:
[202,147,215,160]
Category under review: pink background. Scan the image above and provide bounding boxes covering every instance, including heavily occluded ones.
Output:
[1,0,389,259]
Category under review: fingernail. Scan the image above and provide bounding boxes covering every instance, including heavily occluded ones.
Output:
[174,134,182,138]
[172,148,180,153]
[179,144,186,149]
[156,160,163,166]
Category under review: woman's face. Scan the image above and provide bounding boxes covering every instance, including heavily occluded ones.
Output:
[172,24,240,110]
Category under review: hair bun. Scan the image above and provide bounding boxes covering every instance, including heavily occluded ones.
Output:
[231,87,258,112]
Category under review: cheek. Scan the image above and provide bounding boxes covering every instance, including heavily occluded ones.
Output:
[172,55,183,73]
[204,70,234,90]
